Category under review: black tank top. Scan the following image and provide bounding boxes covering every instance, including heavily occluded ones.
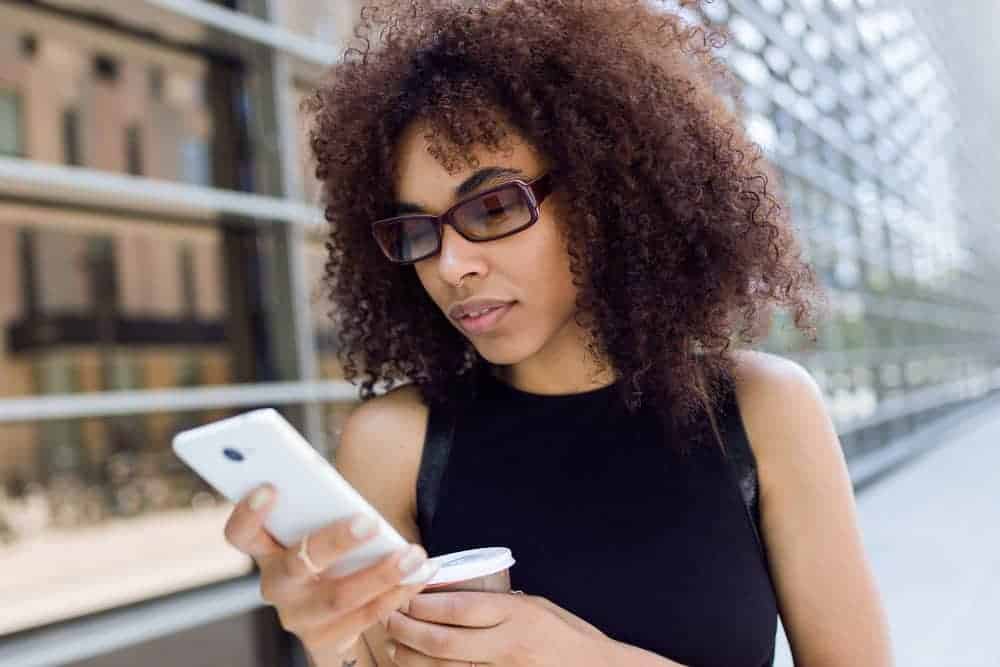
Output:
[416,368,778,667]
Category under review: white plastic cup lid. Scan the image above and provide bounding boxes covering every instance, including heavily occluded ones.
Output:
[424,547,515,586]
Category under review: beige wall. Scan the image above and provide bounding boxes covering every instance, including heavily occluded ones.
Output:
[0,2,212,182]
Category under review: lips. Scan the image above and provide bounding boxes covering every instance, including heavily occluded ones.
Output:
[453,302,515,335]
[448,298,516,320]
[458,304,506,319]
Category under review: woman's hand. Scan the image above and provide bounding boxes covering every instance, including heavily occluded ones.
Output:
[223,484,441,664]
[381,590,609,666]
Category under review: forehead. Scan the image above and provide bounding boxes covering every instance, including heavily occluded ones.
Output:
[393,120,547,205]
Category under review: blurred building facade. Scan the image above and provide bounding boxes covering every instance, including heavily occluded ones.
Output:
[0,1,998,665]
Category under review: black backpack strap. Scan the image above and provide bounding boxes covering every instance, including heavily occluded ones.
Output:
[415,399,458,544]
[715,378,769,569]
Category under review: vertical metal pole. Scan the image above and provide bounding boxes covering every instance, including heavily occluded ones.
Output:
[269,46,326,455]
[240,0,327,456]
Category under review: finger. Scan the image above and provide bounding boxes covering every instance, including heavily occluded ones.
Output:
[387,638,474,667]
[399,591,510,627]
[277,513,385,583]
[284,544,439,634]
[384,610,482,664]
[342,572,441,639]
[224,484,283,559]
[295,563,440,657]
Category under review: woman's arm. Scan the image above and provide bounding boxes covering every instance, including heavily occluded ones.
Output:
[733,351,894,666]
[327,384,431,667]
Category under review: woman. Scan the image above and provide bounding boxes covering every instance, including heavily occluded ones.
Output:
[223,1,894,665]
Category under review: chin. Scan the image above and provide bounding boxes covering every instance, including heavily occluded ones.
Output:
[470,337,541,367]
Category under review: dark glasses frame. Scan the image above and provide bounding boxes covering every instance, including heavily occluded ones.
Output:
[371,172,555,264]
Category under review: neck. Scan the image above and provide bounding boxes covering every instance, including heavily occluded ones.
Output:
[483,308,616,395]
[488,357,616,396]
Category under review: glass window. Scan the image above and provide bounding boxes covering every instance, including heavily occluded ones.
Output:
[746,113,777,153]
[149,65,165,101]
[180,137,211,186]
[781,11,807,39]
[789,66,815,93]
[125,123,143,176]
[0,90,21,157]
[0,214,283,633]
[731,50,771,87]
[803,30,831,62]
[93,53,119,82]
[763,44,792,76]
[730,16,766,52]
[759,0,784,15]
[0,5,348,647]
[0,408,253,635]
[62,108,82,166]
[19,33,38,59]
[702,0,730,22]
[814,87,839,118]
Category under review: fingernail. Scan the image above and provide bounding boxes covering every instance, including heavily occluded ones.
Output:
[249,486,272,510]
[399,559,438,586]
[398,545,426,573]
[398,598,411,615]
[350,514,378,539]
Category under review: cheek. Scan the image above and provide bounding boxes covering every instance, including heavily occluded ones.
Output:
[526,226,578,304]
[500,245,577,343]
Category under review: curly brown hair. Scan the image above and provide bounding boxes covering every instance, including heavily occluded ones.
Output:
[303,0,827,452]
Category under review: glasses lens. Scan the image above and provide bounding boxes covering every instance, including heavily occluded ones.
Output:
[453,184,534,240]
[373,183,536,262]
[373,216,439,262]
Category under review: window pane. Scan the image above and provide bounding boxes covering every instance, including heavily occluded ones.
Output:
[0,90,22,157]
[0,207,310,633]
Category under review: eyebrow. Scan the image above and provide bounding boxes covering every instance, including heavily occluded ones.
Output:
[393,167,524,215]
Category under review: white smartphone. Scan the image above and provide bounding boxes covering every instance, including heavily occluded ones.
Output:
[172,407,427,584]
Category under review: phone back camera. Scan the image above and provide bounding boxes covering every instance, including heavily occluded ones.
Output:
[223,447,244,462]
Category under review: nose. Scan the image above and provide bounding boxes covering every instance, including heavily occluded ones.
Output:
[436,223,488,287]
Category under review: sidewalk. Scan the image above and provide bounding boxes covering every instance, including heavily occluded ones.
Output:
[0,504,250,635]
[774,400,1000,666]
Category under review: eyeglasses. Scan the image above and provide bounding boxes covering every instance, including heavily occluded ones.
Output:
[371,172,554,264]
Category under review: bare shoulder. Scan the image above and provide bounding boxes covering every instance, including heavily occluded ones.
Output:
[727,349,833,492]
[333,383,429,545]
[728,349,826,440]
[729,348,818,399]
[726,355,894,664]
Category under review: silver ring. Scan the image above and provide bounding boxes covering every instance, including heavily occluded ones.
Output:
[297,533,323,578]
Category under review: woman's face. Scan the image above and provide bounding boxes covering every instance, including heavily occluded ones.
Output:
[392,119,585,369]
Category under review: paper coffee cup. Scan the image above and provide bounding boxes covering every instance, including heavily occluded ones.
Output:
[420,547,515,593]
